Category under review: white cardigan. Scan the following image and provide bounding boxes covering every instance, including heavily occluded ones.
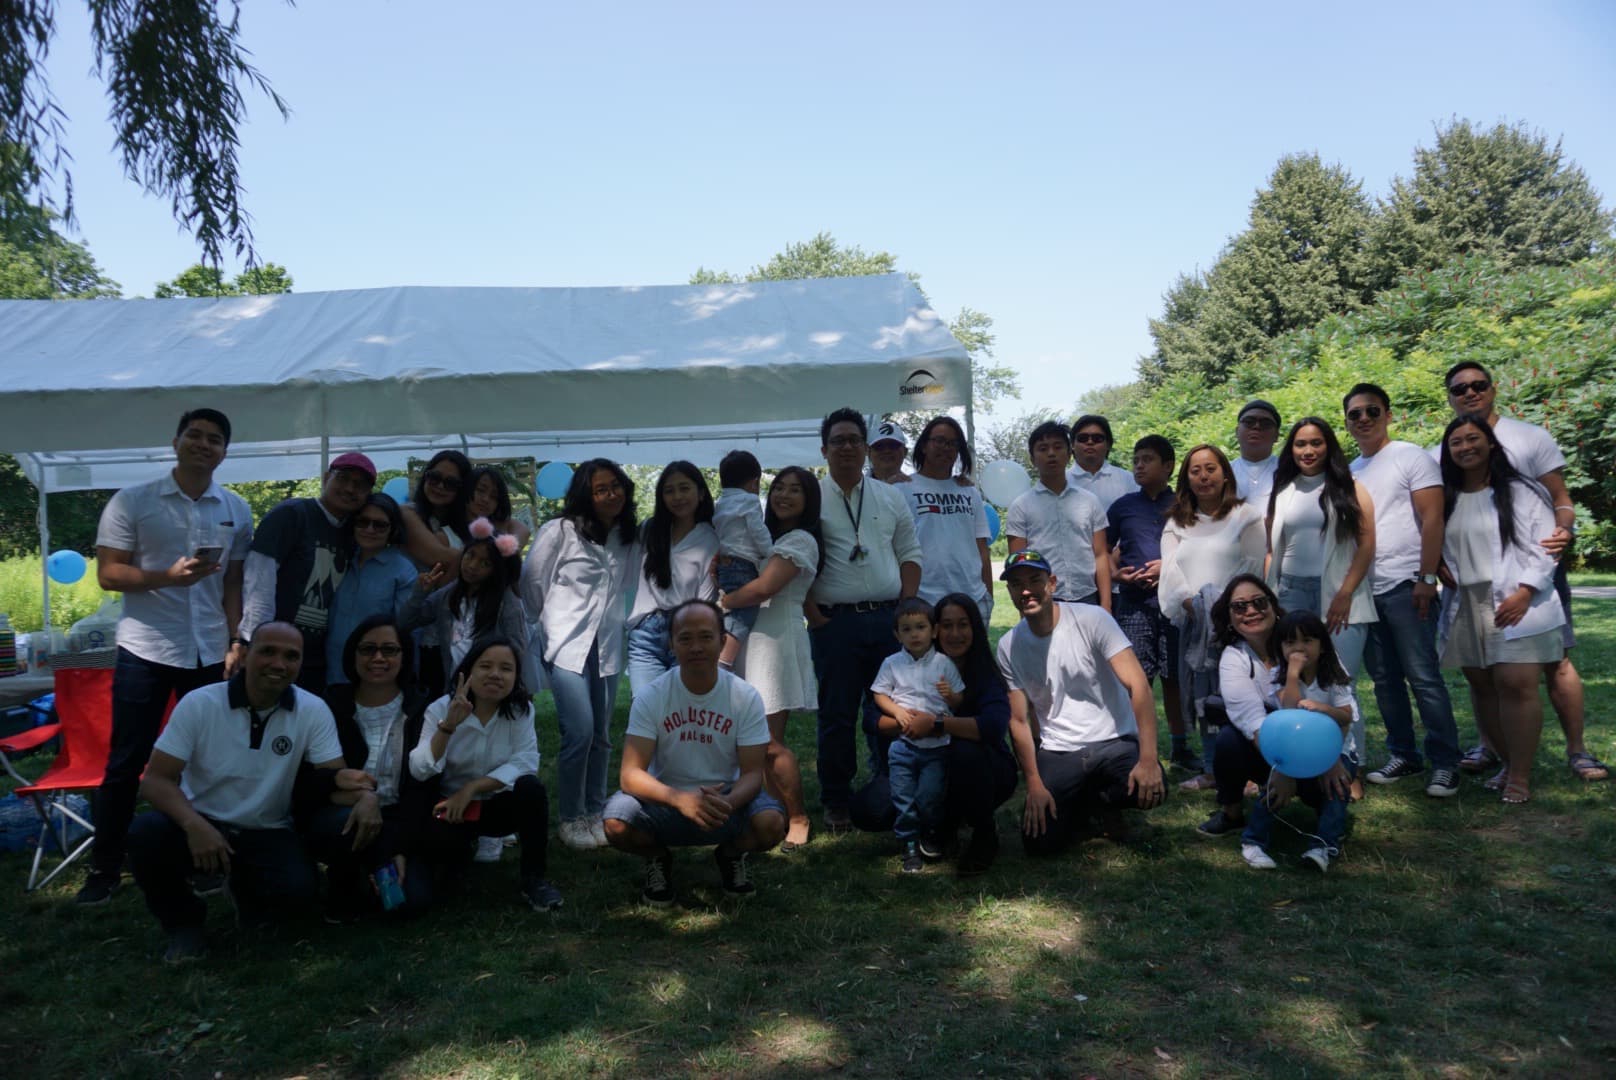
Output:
[1439,480,1564,642]
[1266,480,1377,626]
[1158,502,1266,625]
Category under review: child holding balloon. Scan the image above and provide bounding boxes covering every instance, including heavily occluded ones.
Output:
[1242,610,1358,873]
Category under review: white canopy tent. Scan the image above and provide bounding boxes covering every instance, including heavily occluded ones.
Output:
[0,273,971,618]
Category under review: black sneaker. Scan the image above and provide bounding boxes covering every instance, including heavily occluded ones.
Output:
[162,926,207,964]
[916,832,948,860]
[900,841,924,874]
[1170,747,1205,774]
[1367,755,1422,785]
[957,827,999,877]
[715,847,755,896]
[642,852,674,907]
[74,871,119,906]
[1196,809,1245,838]
[522,876,564,911]
[1425,767,1460,798]
[190,871,226,898]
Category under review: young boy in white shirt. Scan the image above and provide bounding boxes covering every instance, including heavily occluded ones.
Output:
[713,450,773,670]
[871,597,965,873]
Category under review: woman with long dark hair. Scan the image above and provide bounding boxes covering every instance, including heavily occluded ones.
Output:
[401,450,475,697]
[718,465,823,850]
[401,527,528,678]
[325,493,420,686]
[1438,414,1564,804]
[407,635,560,910]
[1265,417,1376,797]
[626,461,718,696]
[902,416,994,624]
[466,465,532,553]
[521,458,639,851]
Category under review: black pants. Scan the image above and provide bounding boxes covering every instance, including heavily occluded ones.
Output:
[93,648,223,876]
[301,801,430,916]
[127,811,317,931]
[416,775,550,896]
[850,738,1019,834]
[1024,735,1156,856]
[1211,724,1270,807]
[809,605,900,810]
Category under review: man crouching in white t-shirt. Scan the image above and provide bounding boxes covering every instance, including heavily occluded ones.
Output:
[996,551,1167,855]
[603,600,786,905]
[128,623,350,962]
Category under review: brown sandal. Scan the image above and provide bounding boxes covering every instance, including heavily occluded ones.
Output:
[1483,766,1509,793]
[1568,752,1610,782]
[1501,779,1531,805]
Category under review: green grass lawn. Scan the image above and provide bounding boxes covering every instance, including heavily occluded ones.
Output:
[1,588,1613,1077]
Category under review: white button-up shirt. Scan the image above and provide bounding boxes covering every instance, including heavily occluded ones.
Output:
[811,475,923,605]
[95,472,253,667]
[521,518,638,676]
[1005,481,1108,601]
[409,697,540,795]
[1067,461,1139,512]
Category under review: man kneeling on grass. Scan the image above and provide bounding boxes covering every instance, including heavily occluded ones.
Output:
[603,599,786,905]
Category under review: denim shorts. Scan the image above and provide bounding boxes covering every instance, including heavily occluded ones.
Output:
[603,787,784,847]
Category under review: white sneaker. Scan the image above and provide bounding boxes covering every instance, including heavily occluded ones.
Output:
[1301,846,1331,872]
[501,833,518,847]
[559,818,595,851]
[474,835,504,863]
[1241,843,1277,870]
[590,816,608,848]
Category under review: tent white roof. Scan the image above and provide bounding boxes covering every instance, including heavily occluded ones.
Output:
[0,273,970,491]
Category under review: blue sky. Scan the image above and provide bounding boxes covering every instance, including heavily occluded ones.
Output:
[42,1,1616,426]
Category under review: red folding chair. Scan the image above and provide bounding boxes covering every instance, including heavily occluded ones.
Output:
[12,666,114,892]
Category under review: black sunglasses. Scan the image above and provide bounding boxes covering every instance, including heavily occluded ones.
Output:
[1346,405,1384,422]
[1229,596,1272,615]
[1447,379,1491,397]
[1072,433,1109,445]
[424,471,463,491]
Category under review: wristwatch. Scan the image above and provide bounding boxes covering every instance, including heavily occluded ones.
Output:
[932,718,945,736]
[1418,573,1440,586]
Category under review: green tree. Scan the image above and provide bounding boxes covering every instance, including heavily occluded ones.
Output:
[978,406,1065,472]
[1367,119,1614,289]
[2,1,288,267]
[1143,154,1375,383]
[692,232,1020,417]
[154,261,294,297]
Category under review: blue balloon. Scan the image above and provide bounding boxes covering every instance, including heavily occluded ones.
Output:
[536,461,574,501]
[47,549,87,585]
[382,475,411,503]
[984,503,1001,544]
[1258,708,1344,779]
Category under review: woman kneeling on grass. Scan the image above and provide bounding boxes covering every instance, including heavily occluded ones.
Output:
[1438,414,1565,805]
[1195,575,1283,842]
[407,636,562,911]
[1241,611,1358,873]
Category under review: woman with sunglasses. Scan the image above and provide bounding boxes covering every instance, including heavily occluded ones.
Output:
[325,494,421,687]
[1266,417,1376,798]
[1438,414,1565,804]
[402,451,475,697]
[1196,575,1285,844]
[521,459,639,851]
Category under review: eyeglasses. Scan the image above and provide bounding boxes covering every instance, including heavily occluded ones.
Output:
[424,471,462,492]
[1229,596,1272,615]
[1345,406,1384,422]
[1072,433,1108,445]
[592,483,625,499]
[1239,417,1277,430]
[1447,379,1491,397]
[927,436,960,449]
[827,435,866,449]
[356,643,403,658]
[354,517,391,532]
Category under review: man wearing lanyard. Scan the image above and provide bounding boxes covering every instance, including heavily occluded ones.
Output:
[806,408,923,831]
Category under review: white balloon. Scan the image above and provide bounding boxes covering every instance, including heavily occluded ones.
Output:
[979,459,1033,508]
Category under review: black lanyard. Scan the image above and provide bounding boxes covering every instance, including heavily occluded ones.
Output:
[840,482,867,562]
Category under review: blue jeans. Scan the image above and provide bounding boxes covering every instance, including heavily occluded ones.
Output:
[1364,581,1458,768]
[1244,755,1357,853]
[717,560,760,642]
[808,605,899,809]
[888,740,949,842]
[626,611,676,697]
[1277,574,1369,758]
[546,642,619,820]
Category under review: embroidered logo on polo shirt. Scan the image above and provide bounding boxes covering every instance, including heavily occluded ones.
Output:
[271,735,293,756]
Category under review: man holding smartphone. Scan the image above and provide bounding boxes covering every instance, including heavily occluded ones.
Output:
[77,408,254,906]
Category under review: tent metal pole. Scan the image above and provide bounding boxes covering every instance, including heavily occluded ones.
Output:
[36,465,50,632]
[320,435,330,475]
[963,398,976,456]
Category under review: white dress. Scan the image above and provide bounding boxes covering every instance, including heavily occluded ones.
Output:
[741,530,819,714]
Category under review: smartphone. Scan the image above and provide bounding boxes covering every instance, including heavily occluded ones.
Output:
[192,545,224,567]
[435,801,482,822]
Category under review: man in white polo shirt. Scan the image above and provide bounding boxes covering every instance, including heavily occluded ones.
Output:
[1007,420,1112,608]
[1067,414,1140,511]
[77,408,254,907]
[806,408,923,830]
[126,623,348,962]
[997,551,1165,854]
[1441,361,1607,782]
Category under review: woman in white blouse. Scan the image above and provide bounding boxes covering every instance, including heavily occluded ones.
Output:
[520,459,640,852]
[408,637,560,911]
[1438,415,1565,805]
[1195,575,1283,841]
[627,462,719,696]
[1159,444,1267,621]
